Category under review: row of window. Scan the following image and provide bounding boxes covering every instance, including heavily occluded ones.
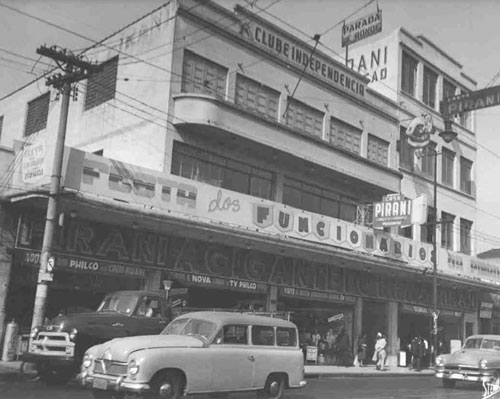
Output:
[215,325,297,347]
[181,50,390,166]
[401,51,471,129]
[399,128,473,195]
[420,208,473,255]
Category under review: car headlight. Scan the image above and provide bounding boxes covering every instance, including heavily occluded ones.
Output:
[30,327,39,339]
[435,356,444,366]
[480,359,488,369]
[128,359,140,376]
[69,328,78,341]
[82,353,93,369]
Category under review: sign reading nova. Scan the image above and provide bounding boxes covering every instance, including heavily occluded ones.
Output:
[373,194,412,228]
[442,84,500,116]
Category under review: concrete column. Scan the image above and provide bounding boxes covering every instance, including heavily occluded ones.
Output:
[266,285,278,313]
[353,297,363,362]
[386,301,399,367]
[142,269,162,290]
[0,206,15,357]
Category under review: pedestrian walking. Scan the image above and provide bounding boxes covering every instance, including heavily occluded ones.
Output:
[372,332,387,371]
[410,335,423,371]
[357,333,368,367]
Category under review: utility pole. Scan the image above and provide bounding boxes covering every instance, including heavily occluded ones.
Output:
[31,46,101,330]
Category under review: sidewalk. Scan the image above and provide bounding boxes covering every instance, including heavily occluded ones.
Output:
[0,360,434,382]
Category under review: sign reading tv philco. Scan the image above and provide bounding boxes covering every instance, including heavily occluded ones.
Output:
[342,9,382,47]
[373,194,412,229]
[442,85,500,116]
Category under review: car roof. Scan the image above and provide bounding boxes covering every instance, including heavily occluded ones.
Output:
[175,311,297,328]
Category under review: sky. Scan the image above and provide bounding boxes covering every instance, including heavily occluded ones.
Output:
[1,0,500,253]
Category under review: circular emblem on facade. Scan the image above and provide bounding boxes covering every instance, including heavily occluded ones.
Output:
[419,247,427,261]
[350,230,359,245]
[406,113,435,148]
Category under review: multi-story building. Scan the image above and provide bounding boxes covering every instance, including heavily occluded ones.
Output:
[0,0,497,366]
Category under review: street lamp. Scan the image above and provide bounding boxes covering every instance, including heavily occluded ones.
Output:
[430,118,457,366]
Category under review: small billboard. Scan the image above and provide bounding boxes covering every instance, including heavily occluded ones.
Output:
[373,194,412,228]
[342,9,382,48]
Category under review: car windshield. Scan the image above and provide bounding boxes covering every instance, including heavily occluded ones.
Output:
[162,318,217,340]
[464,338,500,350]
[97,294,139,315]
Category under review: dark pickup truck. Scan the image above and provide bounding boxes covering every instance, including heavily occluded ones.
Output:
[24,290,171,384]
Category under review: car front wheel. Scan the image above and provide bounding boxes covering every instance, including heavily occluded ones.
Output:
[151,370,184,399]
[259,374,285,399]
[442,379,456,388]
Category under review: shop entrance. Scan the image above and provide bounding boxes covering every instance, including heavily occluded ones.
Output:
[362,300,387,363]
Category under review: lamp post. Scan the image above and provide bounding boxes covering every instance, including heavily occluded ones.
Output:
[431,120,457,366]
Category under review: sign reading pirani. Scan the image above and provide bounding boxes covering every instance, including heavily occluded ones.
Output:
[373,194,412,228]
[342,9,382,47]
[442,84,500,116]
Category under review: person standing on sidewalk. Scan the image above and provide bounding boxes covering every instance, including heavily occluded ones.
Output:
[372,332,387,371]
[410,335,423,372]
[357,334,368,367]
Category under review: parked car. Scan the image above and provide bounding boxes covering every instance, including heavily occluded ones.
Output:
[435,334,500,388]
[23,290,171,384]
[78,311,307,399]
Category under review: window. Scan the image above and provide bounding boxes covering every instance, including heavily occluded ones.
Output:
[252,326,275,346]
[221,325,248,345]
[460,111,471,130]
[136,296,162,318]
[421,142,436,178]
[367,134,389,166]
[399,127,414,170]
[398,225,412,239]
[423,66,438,108]
[282,177,357,221]
[330,118,362,154]
[277,327,297,347]
[441,212,455,250]
[171,142,274,200]
[441,148,455,187]
[181,50,228,99]
[284,98,323,138]
[401,52,418,96]
[460,157,473,195]
[235,74,279,120]
[442,79,456,104]
[24,92,50,137]
[93,149,104,156]
[460,218,472,255]
[85,56,118,111]
[421,206,435,244]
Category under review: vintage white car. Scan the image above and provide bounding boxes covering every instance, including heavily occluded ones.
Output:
[435,334,500,388]
[77,311,306,399]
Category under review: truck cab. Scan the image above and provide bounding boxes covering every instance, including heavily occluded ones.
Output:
[24,290,170,384]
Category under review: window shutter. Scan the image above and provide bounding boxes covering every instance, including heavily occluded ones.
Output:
[24,92,50,137]
[84,56,118,111]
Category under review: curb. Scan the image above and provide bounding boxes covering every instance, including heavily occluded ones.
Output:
[306,372,435,378]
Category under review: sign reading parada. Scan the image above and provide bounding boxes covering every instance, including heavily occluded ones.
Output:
[342,9,382,47]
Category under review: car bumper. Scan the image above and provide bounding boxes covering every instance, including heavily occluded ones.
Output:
[435,368,497,383]
[19,352,75,367]
[77,371,151,394]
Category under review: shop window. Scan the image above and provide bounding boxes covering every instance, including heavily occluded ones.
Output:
[329,117,361,154]
[181,50,228,100]
[284,97,323,139]
[85,56,118,111]
[222,325,248,345]
[24,92,50,137]
[441,211,455,250]
[277,327,297,347]
[460,218,472,255]
[460,156,473,195]
[421,206,435,244]
[171,141,274,200]
[399,126,414,171]
[401,51,418,97]
[282,176,357,222]
[421,142,436,178]
[235,74,279,120]
[367,134,388,166]
[252,326,275,346]
[423,66,438,109]
[441,148,455,187]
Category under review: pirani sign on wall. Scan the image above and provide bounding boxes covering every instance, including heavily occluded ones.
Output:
[442,85,500,116]
[373,194,412,228]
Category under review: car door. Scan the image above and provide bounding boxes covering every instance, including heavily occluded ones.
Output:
[210,324,255,391]
[251,325,276,388]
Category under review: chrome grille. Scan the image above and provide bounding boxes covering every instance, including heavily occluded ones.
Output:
[93,359,128,376]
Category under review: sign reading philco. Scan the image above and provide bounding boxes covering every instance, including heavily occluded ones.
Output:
[342,9,382,47]
[373,194,412,228]
[442,85,500,116]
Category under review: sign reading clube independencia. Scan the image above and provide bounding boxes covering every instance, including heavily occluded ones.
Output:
[234,5,366,98]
